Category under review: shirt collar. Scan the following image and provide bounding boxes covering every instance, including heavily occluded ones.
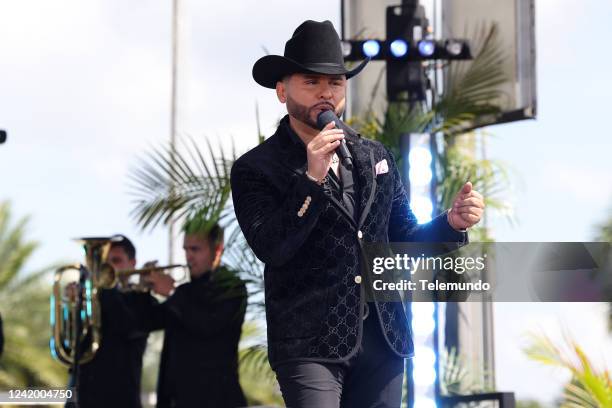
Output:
[280,115,306,147]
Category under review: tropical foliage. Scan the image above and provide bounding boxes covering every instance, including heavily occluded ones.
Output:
[0,201,66,389]
[596,213,612,243]
[524,333,612,408]
[439,347,493,396]
[238,322,283,406]
[594,211,612,331]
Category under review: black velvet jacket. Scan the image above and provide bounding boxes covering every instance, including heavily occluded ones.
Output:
[231,115,466,368]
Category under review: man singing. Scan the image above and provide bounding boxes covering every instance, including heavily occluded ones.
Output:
[230,20,485,407]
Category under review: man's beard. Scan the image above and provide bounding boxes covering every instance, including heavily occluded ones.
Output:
[286,95,342,130]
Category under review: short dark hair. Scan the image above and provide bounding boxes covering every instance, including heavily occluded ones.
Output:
[183,219,224,251]
[110,234,136,260]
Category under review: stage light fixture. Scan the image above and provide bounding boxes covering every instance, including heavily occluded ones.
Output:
[417,40,436,57]
[409,167,432,187]
[414,346,437,367]
[413,364,437,386]
[404,133,439,408]
[412,197,433,224]
[414,397,437,408]
[412,313,436,336]
[362,40,381,58]
[408,146,432,169]
[390,39,409,58]
[445,40,464,57]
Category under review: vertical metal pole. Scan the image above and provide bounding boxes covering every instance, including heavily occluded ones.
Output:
[168,0,179,264]
[340,0,346,39]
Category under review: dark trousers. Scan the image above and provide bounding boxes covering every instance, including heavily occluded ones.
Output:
[274,304,405,408]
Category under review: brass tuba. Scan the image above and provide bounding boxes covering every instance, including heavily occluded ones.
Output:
[50,237,115,366]
[50,237,186,366]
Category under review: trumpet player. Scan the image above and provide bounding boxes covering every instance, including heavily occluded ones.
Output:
[144,221,247,408]
[71,235,158,408]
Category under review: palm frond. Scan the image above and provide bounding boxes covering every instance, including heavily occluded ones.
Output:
[128,137,234,231]
[0,201,67,388]
[438,23,510,134]
[436,133,513,226]
[439,347,493,395]
[524,332,612,407]
[238,322,283,405]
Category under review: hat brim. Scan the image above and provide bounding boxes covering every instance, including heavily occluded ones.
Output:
[252,55,369,89]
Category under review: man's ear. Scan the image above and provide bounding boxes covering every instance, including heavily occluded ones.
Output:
[276,79,287,103]
[212,243,224,268]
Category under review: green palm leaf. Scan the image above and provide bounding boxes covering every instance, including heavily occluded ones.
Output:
[438,23,509,134]
[129,137,234,231]
[524,333,612,407]
[0,201,67,389]
[238,322,283,405]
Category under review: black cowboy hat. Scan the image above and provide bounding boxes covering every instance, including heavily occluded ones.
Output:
[252,20,369,89]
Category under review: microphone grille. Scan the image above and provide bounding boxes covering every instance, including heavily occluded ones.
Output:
[316,110,337,130]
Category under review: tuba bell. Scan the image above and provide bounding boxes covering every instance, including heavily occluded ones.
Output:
[50,237,116,367]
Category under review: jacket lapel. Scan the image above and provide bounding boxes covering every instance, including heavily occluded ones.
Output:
[348,137,377,229]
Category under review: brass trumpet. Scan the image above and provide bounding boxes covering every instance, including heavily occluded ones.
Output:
[50,236,186,367]
[100,263,186,291]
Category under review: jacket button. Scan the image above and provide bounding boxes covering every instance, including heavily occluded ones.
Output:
[357,230,363,239]
[354,275,362,284]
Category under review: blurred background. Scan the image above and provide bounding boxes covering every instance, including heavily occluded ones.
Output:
[0,0,611,407]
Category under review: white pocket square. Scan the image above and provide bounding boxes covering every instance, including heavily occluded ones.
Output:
[375,159,389,175]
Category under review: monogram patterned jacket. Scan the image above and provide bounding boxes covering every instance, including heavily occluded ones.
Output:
[231,115,467,368]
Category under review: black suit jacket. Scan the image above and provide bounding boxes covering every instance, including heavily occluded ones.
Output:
[231,115,467,368]
[76,289,157,408]
[147,268,247,408]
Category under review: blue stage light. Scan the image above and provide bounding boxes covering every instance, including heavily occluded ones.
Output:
[414,346,437,367]
[408,146,432,168]
[412,302,436,317]
[418,40,436,57]
[390,39,408,58]
[411,196,433,224]
[413,364,437,386]
[412,312,436,336]
[414,397,437,408]
[409,167,432,187]
[409,146,433,186]
[362,40,381,58]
